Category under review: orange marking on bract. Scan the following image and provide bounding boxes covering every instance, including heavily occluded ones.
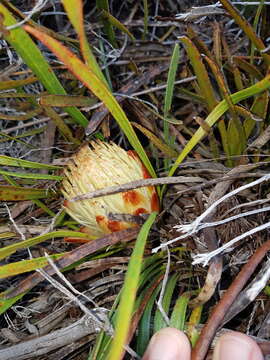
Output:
[134,207,148,215]
[107,220,123,232]
[96,215,105,224]
[127,150,138,159]
[123,190,141,206]
[127,150,151,178]
[151,192,159,212]
[63,200,70,208]
[141,164,151,179]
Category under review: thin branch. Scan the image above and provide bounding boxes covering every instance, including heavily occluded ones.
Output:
[69,176,203,202]
[186,205,270,233]
[153,174,270,253]
[222,258,270,325]
[192,221,270,266]
[175,3,225,22]
[4,227,139,299]
[192,239,270,360]
[5,204,25,241]
[37,254,110,333]
[177,174,270,237]
[0,315,96,360]
[156,247,171,325]
[70,173,263,202]
[6,0,49,30]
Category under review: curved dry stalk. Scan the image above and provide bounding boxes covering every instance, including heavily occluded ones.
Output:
[3,228,138,299]
[191,238,270,360]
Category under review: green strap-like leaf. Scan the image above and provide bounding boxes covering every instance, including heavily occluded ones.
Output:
[0,4,88,127]
[108,212,157,360]
[0,186,53,200]
[167,73,270,180]
[0,253,65,279]
[24,25,156,178]
[0,155,61,170]
[62,0,108,86]
[0,231,92,260]
[0,169,62,181]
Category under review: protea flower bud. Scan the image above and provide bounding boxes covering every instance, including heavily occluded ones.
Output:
[61,141,159,238]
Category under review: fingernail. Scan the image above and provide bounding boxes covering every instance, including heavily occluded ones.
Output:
[213,332,264,360]
[142,328,190,360]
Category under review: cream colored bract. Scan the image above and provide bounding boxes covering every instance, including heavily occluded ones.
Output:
[62,141,159,237]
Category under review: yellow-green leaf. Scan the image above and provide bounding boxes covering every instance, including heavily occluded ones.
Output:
[166,73,270,181]
[0,231,92,260]
[100,9,135,41]
[0,155,61,170]
[132,122,178,158]
[62,0,108,86]
[0,253,66,279]
[0,186,53,201]
[40,94,97,107]
[0,4,88,127]
[24,25,156,178]
[108,212,157,360]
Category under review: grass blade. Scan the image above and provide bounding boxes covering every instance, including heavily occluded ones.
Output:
[136,282,162,355]
[219,0,270,66]
[24,25,156,178]
[0,77,37,90]
[203,55,246,158]
[131,122,178,158]
[42,107,80,145]
[170,294,189,330]
[164,43,180,144]
[96,0,117,47]
[0,155,61,170]
[244,91,268,138]
[0,231,92,260]
[142,0,149,40]
[0,4,88,127]
[0,169,62,181]
[62,0,108,86]
[0,253,65,279]
[107,212,157,360]
[0,293,25,316]
[0,186,53,200]
[40,95,97,107]
[167,73,270,180]
[179,36,217,112]
[187,306,202,346]
[100,10,135,41]
[154,273,179,332]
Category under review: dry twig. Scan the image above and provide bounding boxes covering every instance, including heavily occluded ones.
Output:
[3,227,139,299]
[192,239,270,360]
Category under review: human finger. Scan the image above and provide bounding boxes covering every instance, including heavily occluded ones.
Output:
[213,331,264,360]
[142,327,191,360]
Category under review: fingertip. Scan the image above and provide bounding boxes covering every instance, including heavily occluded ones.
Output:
[142,328,191,360]
[213,331,264,360]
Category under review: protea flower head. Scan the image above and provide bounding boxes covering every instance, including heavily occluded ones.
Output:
[61,141,159,237]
